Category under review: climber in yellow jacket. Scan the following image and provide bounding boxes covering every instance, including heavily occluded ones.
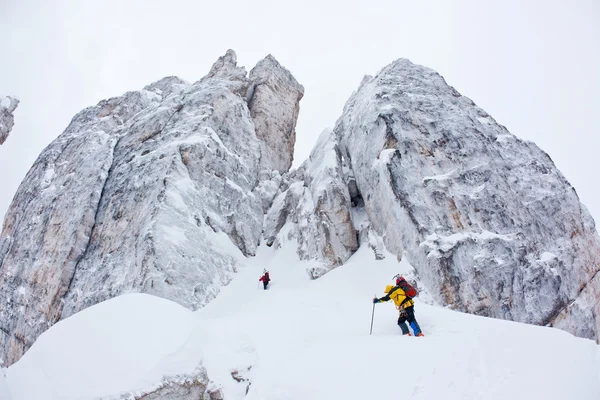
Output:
[373,276,424,337]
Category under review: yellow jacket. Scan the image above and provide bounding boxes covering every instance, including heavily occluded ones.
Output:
[376,284,414,309]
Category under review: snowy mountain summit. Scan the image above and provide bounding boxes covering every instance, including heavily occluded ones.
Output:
[1,51,599,374]
[0,96,19,145]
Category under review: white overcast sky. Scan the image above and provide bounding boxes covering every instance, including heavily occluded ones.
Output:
[1,0,599,225]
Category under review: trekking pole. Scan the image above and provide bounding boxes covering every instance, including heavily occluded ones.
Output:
[370,295,376,335]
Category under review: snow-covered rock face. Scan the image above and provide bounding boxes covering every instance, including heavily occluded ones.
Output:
[0,96,19,144]
[0,51,303,366]
[335,59,600,341]
[264,129,359,277]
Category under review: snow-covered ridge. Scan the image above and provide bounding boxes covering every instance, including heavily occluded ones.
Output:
[0,96,19,145]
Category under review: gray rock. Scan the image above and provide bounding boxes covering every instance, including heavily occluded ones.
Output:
[248,55,304,174]
[0,50,303,366]
[335,58,600,340]
[0,96,19,144]
[264,129,358,276]
[202,49,251,98]
[106,367,209,400]
[0,90,146,366]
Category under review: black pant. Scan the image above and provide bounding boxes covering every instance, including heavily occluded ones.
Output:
[397,305,421,335]
[263,280,269,290]
[398,305,416,325]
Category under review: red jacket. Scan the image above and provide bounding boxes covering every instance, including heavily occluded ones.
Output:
[259,272,270,282]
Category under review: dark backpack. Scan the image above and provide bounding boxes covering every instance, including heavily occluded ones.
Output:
[397,278,417,298]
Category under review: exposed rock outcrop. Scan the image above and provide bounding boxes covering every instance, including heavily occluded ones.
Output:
[264,129,358,277]
[105,368,211,400]
[0,96,19,144]
[248,55,304,174]
[0,51,303,366]
[335,58,600,340]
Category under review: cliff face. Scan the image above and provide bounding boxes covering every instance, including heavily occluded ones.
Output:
[0,96,19,144]
[334,59,600,340]
[0,51,303,366]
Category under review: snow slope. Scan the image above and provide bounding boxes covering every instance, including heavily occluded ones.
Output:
[2,246,599,400]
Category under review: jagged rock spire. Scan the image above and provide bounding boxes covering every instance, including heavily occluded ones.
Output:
[202,49,250,97]
[248,54,304,174]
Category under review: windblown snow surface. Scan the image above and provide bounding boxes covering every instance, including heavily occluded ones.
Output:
[1,245,599,400]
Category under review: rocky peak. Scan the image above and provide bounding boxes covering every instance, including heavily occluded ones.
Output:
[0,50,304,366]
[0,96,19,145]
[206,49,241,77]
[335,57,600,341]
[250,54,301,87]
[202,49,250,97]
[248,54,305,174]
[200,50,305,175]
[143,76,188,99]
